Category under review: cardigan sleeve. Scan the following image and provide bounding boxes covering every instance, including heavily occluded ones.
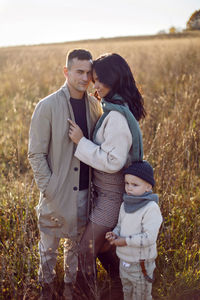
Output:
[125,204,163,248]
[74,111,132,173]
[28,100,52,193]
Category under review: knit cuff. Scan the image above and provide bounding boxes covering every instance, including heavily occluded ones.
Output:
[125,235,133,246]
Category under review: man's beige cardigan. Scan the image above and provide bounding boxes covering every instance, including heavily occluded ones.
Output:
[28,84,102,238]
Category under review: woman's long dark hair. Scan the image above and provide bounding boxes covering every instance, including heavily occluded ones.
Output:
[93,53,146,121]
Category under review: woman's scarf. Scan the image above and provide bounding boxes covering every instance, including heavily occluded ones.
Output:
[123,192,159,213]
[93,94,143,162]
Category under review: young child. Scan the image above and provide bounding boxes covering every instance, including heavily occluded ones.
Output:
[106,160,163,300]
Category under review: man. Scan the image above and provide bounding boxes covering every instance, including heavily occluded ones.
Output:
[28,49,102,299]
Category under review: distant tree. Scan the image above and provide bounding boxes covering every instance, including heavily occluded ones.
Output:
[187,9,200,30]
[169,26,177,34]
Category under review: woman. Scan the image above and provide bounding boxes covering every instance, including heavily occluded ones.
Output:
[68,53,146,299]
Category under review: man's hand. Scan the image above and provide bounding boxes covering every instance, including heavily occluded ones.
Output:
[68,119,84,144]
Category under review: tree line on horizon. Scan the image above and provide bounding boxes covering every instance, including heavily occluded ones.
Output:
[158,9,200,35]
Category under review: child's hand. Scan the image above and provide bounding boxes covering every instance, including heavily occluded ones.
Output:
[111,237,127,247]
[105,232,118,242]
[106,232,127,247]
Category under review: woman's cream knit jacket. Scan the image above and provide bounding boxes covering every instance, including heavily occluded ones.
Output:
[75,111,132,173]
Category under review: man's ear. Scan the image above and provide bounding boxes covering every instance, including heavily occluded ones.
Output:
[146,183,152,192]
[63,66,68,79]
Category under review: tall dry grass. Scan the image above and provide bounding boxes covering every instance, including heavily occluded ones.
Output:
[0,34,200,299]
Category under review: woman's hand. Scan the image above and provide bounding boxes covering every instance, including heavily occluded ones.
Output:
[68,119,84,144]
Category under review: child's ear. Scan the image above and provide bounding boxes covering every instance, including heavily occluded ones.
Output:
[146,183,152,192]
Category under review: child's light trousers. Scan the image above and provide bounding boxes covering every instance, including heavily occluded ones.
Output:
[120,259,155,300]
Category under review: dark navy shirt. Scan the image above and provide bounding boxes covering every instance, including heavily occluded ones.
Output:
[70,97,89,190]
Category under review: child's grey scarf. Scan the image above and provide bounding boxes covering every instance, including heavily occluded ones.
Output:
[123,192,159,213]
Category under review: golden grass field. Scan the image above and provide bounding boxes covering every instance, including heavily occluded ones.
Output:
[0,32,200,299]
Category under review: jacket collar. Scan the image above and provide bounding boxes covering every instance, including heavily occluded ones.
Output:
[61,81,88,101]
[61,82,91,138]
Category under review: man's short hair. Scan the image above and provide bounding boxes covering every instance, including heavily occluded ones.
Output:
[66,49,92,69]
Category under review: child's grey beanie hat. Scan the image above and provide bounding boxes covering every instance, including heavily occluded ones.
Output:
[123,160,155,187]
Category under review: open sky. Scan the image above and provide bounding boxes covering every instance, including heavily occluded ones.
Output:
[0,0,199,47]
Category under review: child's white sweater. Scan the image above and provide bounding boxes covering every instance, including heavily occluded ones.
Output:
[113,201,163,262]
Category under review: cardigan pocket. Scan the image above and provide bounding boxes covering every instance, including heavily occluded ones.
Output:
[38,212,64,228]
